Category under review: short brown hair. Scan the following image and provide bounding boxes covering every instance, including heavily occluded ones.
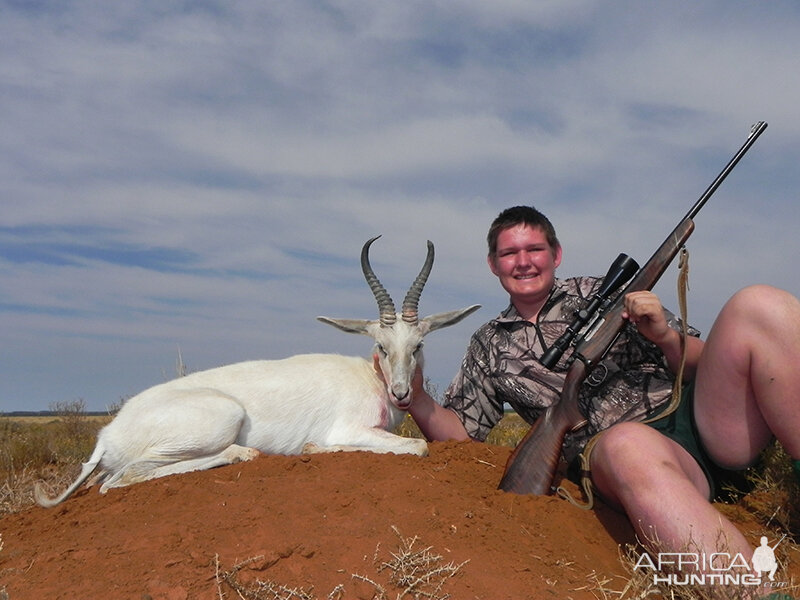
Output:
[487,206,560,256]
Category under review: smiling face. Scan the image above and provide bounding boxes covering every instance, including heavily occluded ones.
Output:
[488,224,562,320]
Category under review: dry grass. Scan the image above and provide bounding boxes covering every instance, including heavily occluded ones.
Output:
[733,443,800,535]
[215,526,467,600]
[0,405,111,517]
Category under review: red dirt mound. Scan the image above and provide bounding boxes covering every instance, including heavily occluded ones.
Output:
[0,441,796,599]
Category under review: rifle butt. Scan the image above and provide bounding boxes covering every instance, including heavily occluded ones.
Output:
[498,402,582,495]
[499,362,587,495]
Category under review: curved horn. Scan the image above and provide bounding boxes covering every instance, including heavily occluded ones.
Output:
[361,236,396,326]
[401,240,434,325]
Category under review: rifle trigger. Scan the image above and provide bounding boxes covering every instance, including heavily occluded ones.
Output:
[570,419,588,432]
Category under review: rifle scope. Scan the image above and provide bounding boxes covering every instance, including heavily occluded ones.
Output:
[540,252,639,370]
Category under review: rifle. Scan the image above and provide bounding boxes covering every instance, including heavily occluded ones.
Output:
[498,121,768,496]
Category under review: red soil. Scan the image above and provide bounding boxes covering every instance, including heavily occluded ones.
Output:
[0,441,796,599]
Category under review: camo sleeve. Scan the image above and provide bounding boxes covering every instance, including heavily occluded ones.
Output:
[442,325,505,442]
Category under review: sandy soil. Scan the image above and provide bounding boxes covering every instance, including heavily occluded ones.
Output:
[0,441,796,599]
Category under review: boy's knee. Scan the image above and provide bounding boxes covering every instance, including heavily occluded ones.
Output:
[588,423,664,506]
[728,284,796,317]
[717,285,800,341]
[591,422,654,475]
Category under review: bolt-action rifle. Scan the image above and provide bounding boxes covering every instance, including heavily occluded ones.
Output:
[499,121,768,495]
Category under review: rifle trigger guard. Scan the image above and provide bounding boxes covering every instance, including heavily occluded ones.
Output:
[584,362,609,387]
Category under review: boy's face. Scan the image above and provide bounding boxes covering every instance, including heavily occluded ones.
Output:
[488,224,562,311]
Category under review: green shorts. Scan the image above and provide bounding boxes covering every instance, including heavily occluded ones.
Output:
[646,381,740,500]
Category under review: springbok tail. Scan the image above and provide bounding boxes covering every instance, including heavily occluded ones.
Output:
[34,442,106,508]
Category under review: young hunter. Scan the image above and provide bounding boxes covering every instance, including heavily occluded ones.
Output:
[404,205,800,566]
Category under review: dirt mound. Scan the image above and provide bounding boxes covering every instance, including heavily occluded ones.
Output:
[0,441,795,599]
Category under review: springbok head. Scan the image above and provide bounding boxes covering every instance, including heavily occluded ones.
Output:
[318,236,480,410]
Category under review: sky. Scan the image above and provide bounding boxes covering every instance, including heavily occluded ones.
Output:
[2,1,799,413]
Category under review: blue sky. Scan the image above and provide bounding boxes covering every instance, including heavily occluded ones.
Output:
[2,1,799,412]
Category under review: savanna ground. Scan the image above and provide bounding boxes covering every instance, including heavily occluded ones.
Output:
[0,400,797,600]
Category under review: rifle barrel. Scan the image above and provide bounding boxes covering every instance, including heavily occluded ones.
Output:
[684,121,767,222]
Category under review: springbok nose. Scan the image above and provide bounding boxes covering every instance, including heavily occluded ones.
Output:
[392,386,409,402]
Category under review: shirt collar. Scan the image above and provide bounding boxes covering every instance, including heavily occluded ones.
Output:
[494,278,569,325]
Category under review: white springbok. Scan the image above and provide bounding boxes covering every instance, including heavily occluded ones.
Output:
[34,236,480,507]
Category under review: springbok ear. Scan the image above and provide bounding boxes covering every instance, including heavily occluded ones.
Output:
[317,316,374,336]
[420,305,481,334]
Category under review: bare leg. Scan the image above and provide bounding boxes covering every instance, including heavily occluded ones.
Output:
[694,285,800,466]
[589,422,751,556]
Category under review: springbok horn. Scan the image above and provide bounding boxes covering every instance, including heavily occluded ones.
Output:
[361,236,397,326]
[401,240,434,325]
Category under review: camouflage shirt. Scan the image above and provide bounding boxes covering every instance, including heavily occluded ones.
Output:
[442,276,700,463]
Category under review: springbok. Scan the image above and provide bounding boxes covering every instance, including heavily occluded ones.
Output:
[34,236,480,506]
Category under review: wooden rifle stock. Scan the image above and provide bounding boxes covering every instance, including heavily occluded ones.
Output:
[497,360,587,494]
[498,121,767,495]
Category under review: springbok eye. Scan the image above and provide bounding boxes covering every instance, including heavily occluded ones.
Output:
[414,343,423,354]
[376,344,387,356]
